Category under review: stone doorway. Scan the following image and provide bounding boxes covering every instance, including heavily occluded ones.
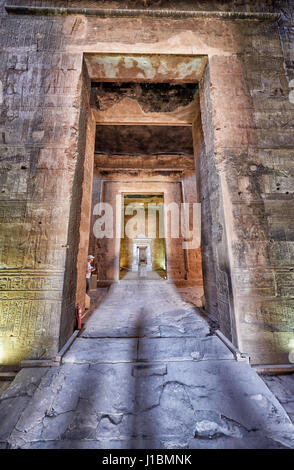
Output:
[119,193,166,280]
[64,54,211,366]
[88,118,203,288]
[73,56,223,365]
[75,53,235,364]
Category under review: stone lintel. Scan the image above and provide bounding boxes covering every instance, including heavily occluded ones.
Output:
[94,153,195,171]
[5,6,280,21]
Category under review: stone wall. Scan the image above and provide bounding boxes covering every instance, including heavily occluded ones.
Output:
[0,0,293,364]
[195,15,294,361]
[231,17,293,362]
[181,171,203,286]
[276,0,294,81]
[0,1,84,363]
[59,62,93,349]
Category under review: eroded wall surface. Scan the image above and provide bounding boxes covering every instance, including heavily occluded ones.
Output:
[0,1,293,364]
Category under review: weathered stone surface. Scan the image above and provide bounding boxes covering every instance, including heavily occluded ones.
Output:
[85,54,207,83]
[0,279,293,449]
[2,359,294,448]
[63,336,233,364]
[92,82,197,112]
[263,374,294,424]
[0,367,48,441]
[82,281,210,338]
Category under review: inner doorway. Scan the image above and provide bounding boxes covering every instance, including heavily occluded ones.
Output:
[87,80,204,293]
[119,193,166,280]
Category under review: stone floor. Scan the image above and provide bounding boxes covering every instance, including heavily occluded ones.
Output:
[0,279,294,449]
[262,374,294,425]
[119,268,166,280]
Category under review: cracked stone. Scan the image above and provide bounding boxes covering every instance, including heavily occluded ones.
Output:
[194,411,245,439]
[1,281,294,448]
[132,364,167,377]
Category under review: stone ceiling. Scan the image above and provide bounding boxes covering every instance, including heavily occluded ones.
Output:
[94,124,194,155]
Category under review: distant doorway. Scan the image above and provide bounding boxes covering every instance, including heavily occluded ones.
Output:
[119,193,166,280]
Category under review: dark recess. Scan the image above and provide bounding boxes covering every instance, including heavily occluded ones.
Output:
[95,124,194,155]
[91,82,198,113]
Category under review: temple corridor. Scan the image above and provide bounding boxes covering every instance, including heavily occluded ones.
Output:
[1,0,294,453]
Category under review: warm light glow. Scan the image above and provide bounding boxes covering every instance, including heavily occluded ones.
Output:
[288,338,294,363]
[159,259,166,270]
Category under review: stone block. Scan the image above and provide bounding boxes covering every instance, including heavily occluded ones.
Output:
[90,275,97,290]
[85,294,90,310]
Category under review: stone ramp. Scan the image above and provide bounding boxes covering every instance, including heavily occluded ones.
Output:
[263,374,294,424]
[0,280,294,449]
[0,361,293,449]
[84,280,210,338]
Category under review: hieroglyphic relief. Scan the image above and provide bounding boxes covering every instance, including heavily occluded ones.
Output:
[0,299,61,337]
[0,272,63,291]
[0,272,64,363]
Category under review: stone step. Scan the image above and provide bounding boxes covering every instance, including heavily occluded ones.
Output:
[62,336,234,364]
[82,319,210,338]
